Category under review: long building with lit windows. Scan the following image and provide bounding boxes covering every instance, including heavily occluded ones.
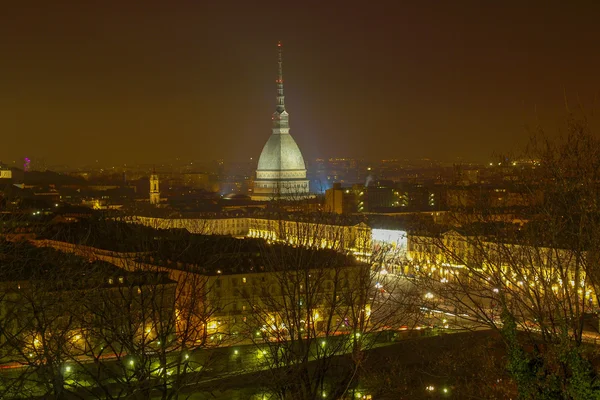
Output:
[126,214,406,259]
[198,249,367,341]
[406,228,598,306]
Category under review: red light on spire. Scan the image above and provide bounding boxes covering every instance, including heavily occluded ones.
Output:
[278,41,282,47]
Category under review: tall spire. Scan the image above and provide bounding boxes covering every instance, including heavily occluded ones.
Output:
[271,41,289,135]
[253,41,310,201]
[276,41,285,113]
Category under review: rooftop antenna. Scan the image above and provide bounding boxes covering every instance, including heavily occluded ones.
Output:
[276,41,285,113]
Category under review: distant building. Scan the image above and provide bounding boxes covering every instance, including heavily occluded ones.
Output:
[455,168,479,186]
[252,42,310,201]
[0,167,12,180]
[364,182,396,211]
[324,180,447,214]
[182,172,210,190]
[325,183,358,214]
[0,165,24,185]
[446,184,543,209]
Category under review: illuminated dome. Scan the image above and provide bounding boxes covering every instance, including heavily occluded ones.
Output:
[257,125,307,171]
[251,42,311,201]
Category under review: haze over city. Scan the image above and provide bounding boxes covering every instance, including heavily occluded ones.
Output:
[2,1,600,166]
[5,2,600,399]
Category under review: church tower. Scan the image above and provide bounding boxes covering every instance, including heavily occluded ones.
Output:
[251,42,310,201]
[149,169,160,205]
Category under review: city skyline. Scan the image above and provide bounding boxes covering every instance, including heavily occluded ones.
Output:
[2,1,600,166]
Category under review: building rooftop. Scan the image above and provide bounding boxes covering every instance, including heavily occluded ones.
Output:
[147,236,361,276]
[0,241,173,288]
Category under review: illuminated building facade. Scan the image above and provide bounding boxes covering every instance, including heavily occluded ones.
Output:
[247,218,372,256]
[252,42,310,201]
[203,262,367,340]
[112,238,367,344]
[407,229,597,306]
[130,215,374,257]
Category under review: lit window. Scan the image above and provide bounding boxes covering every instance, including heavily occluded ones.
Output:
[108,278,114,284]
[118,277,124,284]
[242,277,247,284]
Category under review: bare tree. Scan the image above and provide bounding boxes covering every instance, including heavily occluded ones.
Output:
[241,211,420,399]
[0,218,237,399]
[410,116,600,398]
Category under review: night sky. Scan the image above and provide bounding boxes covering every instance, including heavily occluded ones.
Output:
[2,1,600,167]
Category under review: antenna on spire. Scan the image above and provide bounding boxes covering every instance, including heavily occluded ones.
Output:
[276,41,285,113]
[277,41,283,80]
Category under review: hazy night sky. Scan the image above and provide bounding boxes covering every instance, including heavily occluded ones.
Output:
[1,1,600,167]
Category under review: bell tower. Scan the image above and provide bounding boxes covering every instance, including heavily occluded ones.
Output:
[149,169,160,205]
